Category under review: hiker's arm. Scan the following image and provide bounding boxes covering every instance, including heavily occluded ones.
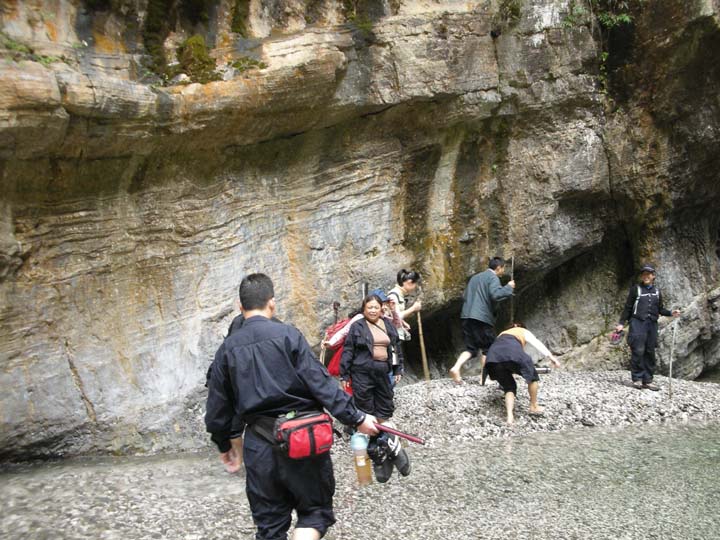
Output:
[524,330,560,367]
[489,276,513,301]
[658,291,674,317]
[400,299,421,318]
[205,344,237,453]
[326,315,357,348]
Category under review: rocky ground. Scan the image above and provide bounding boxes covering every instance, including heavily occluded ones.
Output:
[391,369,720,447]
[2,370,719,539]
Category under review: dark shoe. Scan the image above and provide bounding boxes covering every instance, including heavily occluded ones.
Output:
[367,435,393,483]
[393,448,411,476]
[632,380,643,390]
[385,433,411,476]
[643,382,660,391]
[373,458,394,483]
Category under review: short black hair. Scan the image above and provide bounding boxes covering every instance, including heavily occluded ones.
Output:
[489,257,505,270]
[396,268,421,286]
[239,273,274,311]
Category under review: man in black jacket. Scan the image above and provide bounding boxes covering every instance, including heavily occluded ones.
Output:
[206,273,378,540]
[616,265,680,391]
[206,312,284,472]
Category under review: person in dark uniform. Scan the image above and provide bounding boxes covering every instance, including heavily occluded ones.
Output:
[206,273,378,540]
[340,294,410,482]
[205,311,282,473]
[616,264,680,391]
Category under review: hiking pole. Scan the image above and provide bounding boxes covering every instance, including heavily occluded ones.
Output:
[668,318,678,400]
[417,311,430,381]
[509,255,515,324]
[416,286,430,381]
[374,423,426,445]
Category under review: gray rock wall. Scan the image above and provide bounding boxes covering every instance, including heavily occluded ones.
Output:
[0,0,718,457]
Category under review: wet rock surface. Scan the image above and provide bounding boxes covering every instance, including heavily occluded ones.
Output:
[2,371,720,539]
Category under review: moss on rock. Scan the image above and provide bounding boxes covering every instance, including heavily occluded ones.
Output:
[176,34,221,83]
[231,0,250,37]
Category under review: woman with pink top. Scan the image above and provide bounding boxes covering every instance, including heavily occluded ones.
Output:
[324,290,397,384]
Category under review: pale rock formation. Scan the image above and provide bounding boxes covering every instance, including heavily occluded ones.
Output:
[0,0,718,457]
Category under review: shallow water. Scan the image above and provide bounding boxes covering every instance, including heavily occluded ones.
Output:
[2,422,719,540]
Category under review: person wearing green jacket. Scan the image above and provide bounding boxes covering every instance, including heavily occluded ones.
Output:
[449,257,515,384]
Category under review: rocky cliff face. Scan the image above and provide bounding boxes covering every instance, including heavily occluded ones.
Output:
[1,0,718,458]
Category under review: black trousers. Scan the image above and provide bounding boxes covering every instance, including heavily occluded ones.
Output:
[628,318,658,383]
[350,361,395,419]
[244,429,336,539]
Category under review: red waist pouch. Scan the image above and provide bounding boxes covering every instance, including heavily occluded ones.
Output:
[274,412,334,459]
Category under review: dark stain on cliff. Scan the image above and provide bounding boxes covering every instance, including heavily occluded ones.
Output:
[399,144,442,257]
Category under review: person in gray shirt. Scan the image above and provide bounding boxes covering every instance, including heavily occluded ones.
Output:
[449,257,515,384]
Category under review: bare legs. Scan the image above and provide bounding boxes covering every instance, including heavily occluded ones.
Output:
[528,381,544,414]
[503,382,543,425]
[450,352,485,384]
[504,392,515,425]
[292,529,321,540]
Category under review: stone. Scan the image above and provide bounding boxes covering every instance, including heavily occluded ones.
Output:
[0,0,718,458]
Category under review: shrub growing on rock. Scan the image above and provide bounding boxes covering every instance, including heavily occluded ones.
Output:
[175,34,221,83]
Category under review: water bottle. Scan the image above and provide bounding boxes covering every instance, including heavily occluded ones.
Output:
[350,433,373,486]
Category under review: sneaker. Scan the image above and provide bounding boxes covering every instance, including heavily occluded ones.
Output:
[367,435,393,483]
[632,380,643,389]
[392,448,411,476]
[643,382,660,391]
[386,434,411,476]
[372,457,394,483]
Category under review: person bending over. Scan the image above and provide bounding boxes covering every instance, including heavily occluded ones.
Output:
[485,324,560,425]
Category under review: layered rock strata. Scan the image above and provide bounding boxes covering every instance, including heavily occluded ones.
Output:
[0,0,718,457]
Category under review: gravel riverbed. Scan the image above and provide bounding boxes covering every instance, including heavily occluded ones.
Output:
[2,371,719,540]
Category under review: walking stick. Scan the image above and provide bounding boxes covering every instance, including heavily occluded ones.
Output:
[375,423,426,445]
[415,286,430,381]
[509,255,515,324]
[668,318,678,399]
[417,311,430,381]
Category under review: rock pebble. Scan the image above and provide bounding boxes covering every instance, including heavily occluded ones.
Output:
[390,370,720,449]
[1,371,719,540]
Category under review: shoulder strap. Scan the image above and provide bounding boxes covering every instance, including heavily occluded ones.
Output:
[369,321,389,336]
[633,285,641,315]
